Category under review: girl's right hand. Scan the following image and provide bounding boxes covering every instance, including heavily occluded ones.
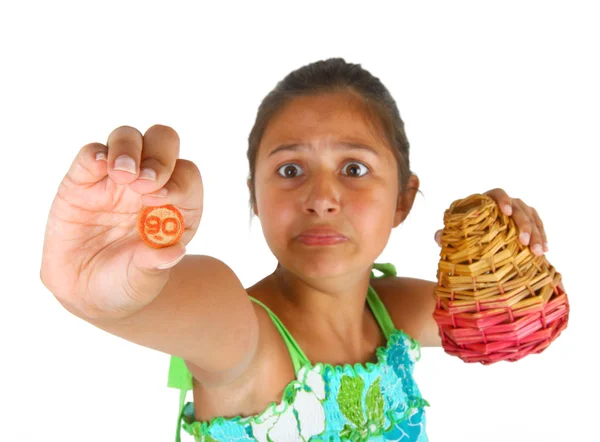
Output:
[40,125,203,320]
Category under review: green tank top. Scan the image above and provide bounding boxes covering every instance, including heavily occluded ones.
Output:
[167,263,430,441]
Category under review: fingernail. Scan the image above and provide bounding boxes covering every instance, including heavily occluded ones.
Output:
[148,187,168,198]
[543,242,549,252]
[503,204,512,216]
[434,230,441,245]
[95,152,107,161]
[114,155,137,174]
[519,232,530,245]
[532,244,543,256]
[139,167,157,181]
[156,253,185,270]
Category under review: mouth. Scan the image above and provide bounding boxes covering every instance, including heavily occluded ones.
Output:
[297,236,347,246]
[296,228,348,246]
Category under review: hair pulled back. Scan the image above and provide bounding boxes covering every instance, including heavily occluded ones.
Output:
[247,58,414,214]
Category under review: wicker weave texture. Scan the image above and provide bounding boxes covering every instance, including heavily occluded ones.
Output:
[433,194,569,364]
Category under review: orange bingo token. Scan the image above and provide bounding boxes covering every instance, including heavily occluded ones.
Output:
[137,204,184,249]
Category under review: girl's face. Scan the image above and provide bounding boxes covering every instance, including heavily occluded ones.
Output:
[254,92,407,280]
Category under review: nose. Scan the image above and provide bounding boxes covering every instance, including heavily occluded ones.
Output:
[302,172,340,216]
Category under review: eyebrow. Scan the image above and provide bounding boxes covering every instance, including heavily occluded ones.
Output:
[267,142,379,158]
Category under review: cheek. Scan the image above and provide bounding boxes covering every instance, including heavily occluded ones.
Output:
[346,192,396,235]
[257,188,296,233]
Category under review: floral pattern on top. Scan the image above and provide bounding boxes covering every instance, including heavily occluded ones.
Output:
[180,329,430,442]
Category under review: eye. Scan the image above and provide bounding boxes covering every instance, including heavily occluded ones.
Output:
[342,161,369,177]
[277,163,304,178]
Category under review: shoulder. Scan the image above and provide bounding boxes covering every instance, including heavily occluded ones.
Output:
[371,275,442,347]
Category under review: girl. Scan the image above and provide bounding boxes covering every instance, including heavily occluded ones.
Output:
[40,58,553,441]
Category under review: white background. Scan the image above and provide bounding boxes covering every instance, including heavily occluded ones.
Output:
[1,1,598,441]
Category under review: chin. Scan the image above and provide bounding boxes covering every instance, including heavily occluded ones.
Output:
[281,250,366,280]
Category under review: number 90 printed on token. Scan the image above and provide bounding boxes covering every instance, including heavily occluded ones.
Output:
[137,204,184,248]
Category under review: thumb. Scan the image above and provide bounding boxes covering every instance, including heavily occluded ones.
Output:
[112,241,187,313]
[156,247,187,269]
[131,241,187,271]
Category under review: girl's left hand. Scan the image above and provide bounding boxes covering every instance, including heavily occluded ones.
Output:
[434,188,549,257]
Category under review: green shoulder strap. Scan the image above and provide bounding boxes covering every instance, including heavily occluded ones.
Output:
[370,262,397,279]
[249,296,311,373]
[167,355,193,442]
[368,262,398,340]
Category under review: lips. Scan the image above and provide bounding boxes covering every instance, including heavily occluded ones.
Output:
[299,227,345,237]
[297,227,348,245]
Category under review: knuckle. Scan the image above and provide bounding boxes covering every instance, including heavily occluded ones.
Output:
[166,163,187,190]
[174,160,203,195]
[147,157,168,170]
[80,142,106,155]
[145,124,180,143]
[172,159,201,181]
[108,125,143,142]
[140,153,169,171]
[106,128,143,158]
[521,220,533,232]
[484,188,500,197]
[180,159,201,176]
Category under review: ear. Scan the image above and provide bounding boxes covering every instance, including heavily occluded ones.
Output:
[247,179,259,216]
[393,174,419,228]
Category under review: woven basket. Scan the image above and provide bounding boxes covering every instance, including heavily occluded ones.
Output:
[433,193,569,364]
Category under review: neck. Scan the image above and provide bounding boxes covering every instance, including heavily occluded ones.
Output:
[271,262,374,348]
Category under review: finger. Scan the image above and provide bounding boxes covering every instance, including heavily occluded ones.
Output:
[483,188,513,216]
[141,159,204,246]
[513,202,544,256]
[531,208,549,252]
[128,124,181,195]
[434,229,442,246]
[141,158,202,207]
[528,218,544,256]
[65,143,109,186]
[530,208,548,255]
[510,199,534,246]
[106,126,144,185]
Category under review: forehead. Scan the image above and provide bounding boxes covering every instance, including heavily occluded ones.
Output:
[259,92,385,154]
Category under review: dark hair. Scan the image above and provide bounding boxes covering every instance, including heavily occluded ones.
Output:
[247,57,416,216]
